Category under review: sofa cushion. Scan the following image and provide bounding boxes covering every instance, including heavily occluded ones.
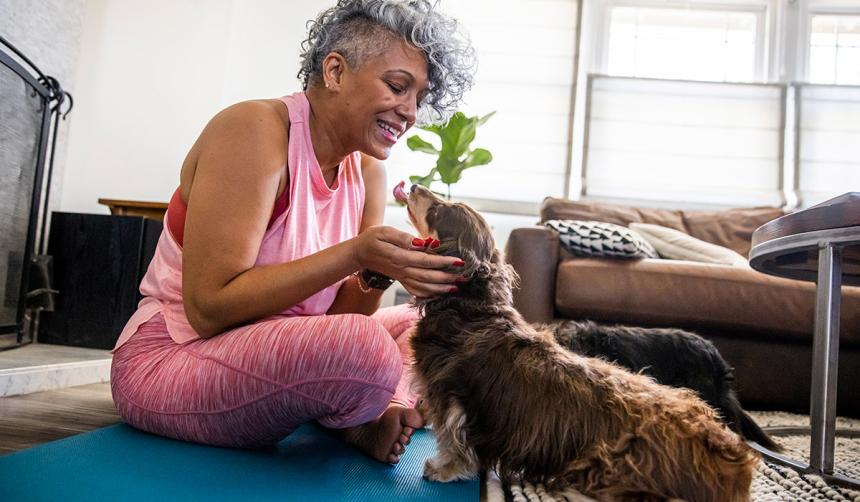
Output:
[540,197,785,256]
[630,223,748,266]
[554,257,860,347]
[545,220,658,259]
[682,206,785,257]
[541,198,687,232]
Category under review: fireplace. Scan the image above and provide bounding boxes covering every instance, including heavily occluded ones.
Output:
[0,36,71,350]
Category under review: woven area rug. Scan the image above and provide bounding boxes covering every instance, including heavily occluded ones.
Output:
[487,411,860,501]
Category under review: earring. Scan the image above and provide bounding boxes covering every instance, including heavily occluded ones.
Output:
[325,83,330,88]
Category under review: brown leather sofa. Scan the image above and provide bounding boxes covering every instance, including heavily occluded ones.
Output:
[505,197,860,417]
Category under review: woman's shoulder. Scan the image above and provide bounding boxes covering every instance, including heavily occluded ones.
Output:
[194,99,290,157]
[208,99,290,135]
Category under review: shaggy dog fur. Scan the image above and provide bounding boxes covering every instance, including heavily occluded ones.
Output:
[550,320,781,452]
[404,185,758,501]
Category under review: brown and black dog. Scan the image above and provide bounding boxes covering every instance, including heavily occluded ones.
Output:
[401,184,758,501]
[550,320,780,452]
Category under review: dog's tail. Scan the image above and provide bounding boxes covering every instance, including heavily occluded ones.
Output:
[719,390,782,452]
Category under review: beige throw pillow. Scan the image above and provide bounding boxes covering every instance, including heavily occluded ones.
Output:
[629,223,749,267]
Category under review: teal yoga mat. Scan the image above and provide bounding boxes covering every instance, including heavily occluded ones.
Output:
[0,423,479,501]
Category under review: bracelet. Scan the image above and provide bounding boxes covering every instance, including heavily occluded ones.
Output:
[354,269,394,293]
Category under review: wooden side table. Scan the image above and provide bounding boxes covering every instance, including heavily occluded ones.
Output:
[97,198,168,221]
[749,192,860,489]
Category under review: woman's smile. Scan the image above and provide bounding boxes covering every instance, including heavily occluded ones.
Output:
[376,119,402,144]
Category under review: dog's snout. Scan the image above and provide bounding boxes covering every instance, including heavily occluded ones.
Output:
[410,184,419,194]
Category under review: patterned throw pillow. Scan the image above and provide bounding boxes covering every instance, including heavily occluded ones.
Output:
[544,220,659,259]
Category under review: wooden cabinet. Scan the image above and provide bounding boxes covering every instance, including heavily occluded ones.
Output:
[39,212,162,349]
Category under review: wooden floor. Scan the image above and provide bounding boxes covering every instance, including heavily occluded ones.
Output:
[0,382,120,455]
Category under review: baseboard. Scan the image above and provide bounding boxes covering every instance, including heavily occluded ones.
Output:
[0,358,111,397]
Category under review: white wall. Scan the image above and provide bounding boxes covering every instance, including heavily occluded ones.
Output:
[60,0,567,218]
[61,0,330,214]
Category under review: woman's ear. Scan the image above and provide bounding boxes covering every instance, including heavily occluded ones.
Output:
[321,52,347,90]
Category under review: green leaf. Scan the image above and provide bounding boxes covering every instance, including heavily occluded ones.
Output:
[476,111,496,126]
[433,112,466,158]
[435,155,462,185]
[462,148,492,168]
[418,123,444,136]
[409,168,438,188]
[406,135,439,155]
[446,148,493,183]
[445,112,477,159]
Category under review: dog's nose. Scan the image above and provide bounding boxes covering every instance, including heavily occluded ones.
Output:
[410,184,418,193]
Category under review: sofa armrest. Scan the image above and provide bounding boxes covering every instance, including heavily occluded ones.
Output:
[504,226,559,324]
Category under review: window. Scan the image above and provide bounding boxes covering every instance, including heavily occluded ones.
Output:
[795,84,860,206]
[808,14,860,85]
[582,76,786,207]
[606,6,762,82]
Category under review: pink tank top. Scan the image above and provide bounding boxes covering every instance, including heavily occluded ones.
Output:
[113,92,365,351]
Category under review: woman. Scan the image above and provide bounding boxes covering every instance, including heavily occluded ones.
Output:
[110,0,475,465]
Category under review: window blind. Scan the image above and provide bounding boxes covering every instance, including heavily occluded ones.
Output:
[582,75,786,207]
[384,0,580,210]
[795,83,860,207]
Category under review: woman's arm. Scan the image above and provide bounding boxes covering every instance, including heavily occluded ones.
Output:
[182,103,460,338]
[326,154,389,316]
[182,101,358,337]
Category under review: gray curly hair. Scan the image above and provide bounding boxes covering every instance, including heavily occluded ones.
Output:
[298,0,476,123]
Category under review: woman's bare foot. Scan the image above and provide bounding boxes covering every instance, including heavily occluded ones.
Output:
[340,404,425,464]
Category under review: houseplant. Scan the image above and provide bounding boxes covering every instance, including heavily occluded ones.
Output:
[406,111,495,200]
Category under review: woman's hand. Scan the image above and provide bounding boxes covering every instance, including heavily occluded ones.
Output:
[351,225,463,298]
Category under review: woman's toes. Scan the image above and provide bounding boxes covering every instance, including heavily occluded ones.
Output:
[403,427,414,436]
[388,453,400,463]
[400,434,410,445]
[402,408,425,429]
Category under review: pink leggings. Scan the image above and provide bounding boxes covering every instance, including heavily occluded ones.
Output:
[110,304,419,448]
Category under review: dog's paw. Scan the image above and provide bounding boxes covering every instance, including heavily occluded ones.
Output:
[423,457,478,483]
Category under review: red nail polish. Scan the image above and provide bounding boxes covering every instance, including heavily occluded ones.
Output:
[453,259,465,267]
[424,237,434,247]
[412,238,424,247]
[448,286,459,293]
[430,239,441,249]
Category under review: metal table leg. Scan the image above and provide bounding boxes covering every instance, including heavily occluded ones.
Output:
[748,242,860,490]
[810,242,841,473]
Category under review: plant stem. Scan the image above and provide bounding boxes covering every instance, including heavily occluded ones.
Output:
[446,184,451,201]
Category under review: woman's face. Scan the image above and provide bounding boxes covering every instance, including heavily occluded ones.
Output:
[338,40,429,159]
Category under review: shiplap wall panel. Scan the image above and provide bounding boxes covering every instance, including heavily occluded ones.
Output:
[449,168,563,202]
[448,0,576,28]
[798,85,860,206]
[583,76,785,206]
[385,0,578,205]
[463,82,572,116]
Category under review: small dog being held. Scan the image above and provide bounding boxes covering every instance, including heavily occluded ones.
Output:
[551,320,781,452]
[398,183,757,501]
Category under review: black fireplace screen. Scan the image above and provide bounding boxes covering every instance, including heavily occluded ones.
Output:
[0,37,70,348]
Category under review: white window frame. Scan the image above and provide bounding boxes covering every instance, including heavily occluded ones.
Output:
[797,0,860,84]
[590,0,779,83]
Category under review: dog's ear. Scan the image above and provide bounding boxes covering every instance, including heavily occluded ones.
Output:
[459,249,491,280]
[490,249,520,291]
[427,203,511,285]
